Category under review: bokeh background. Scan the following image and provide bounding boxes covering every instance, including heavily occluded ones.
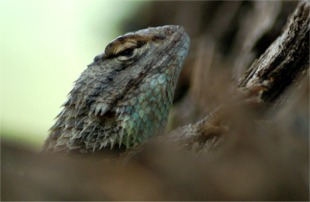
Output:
[1,0,147,149]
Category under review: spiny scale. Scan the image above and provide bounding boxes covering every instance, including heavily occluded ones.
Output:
[43,25,190,153]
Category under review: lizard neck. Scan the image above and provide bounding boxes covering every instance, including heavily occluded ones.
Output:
[115,66,181,148]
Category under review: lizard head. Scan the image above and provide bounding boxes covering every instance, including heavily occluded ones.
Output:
[91,25,189,70]
[82,25,190,116]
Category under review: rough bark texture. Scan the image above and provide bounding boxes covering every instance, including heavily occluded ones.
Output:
[2,1,309,201]
[239,1,309,103]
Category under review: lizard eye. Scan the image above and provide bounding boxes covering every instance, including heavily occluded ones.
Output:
[115,41,147,61]
[116,47,137,62]
[117,48,134,57]
[104,38,147,62]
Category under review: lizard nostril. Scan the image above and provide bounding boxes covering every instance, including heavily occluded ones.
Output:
[166,28,173,35]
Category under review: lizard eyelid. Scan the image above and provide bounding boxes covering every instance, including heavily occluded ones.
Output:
[105,41,147,61]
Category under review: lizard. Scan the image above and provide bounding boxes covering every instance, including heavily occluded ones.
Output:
[43,25,190,153]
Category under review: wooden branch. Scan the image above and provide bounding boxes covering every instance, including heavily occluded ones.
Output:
[238,0,309,103]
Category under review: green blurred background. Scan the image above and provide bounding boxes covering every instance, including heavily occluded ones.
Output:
[0,0,146,150]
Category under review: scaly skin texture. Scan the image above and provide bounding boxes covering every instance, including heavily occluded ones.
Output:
[43,25,190,152]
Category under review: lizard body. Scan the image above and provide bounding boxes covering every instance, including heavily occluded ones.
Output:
[44,25,190,152]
